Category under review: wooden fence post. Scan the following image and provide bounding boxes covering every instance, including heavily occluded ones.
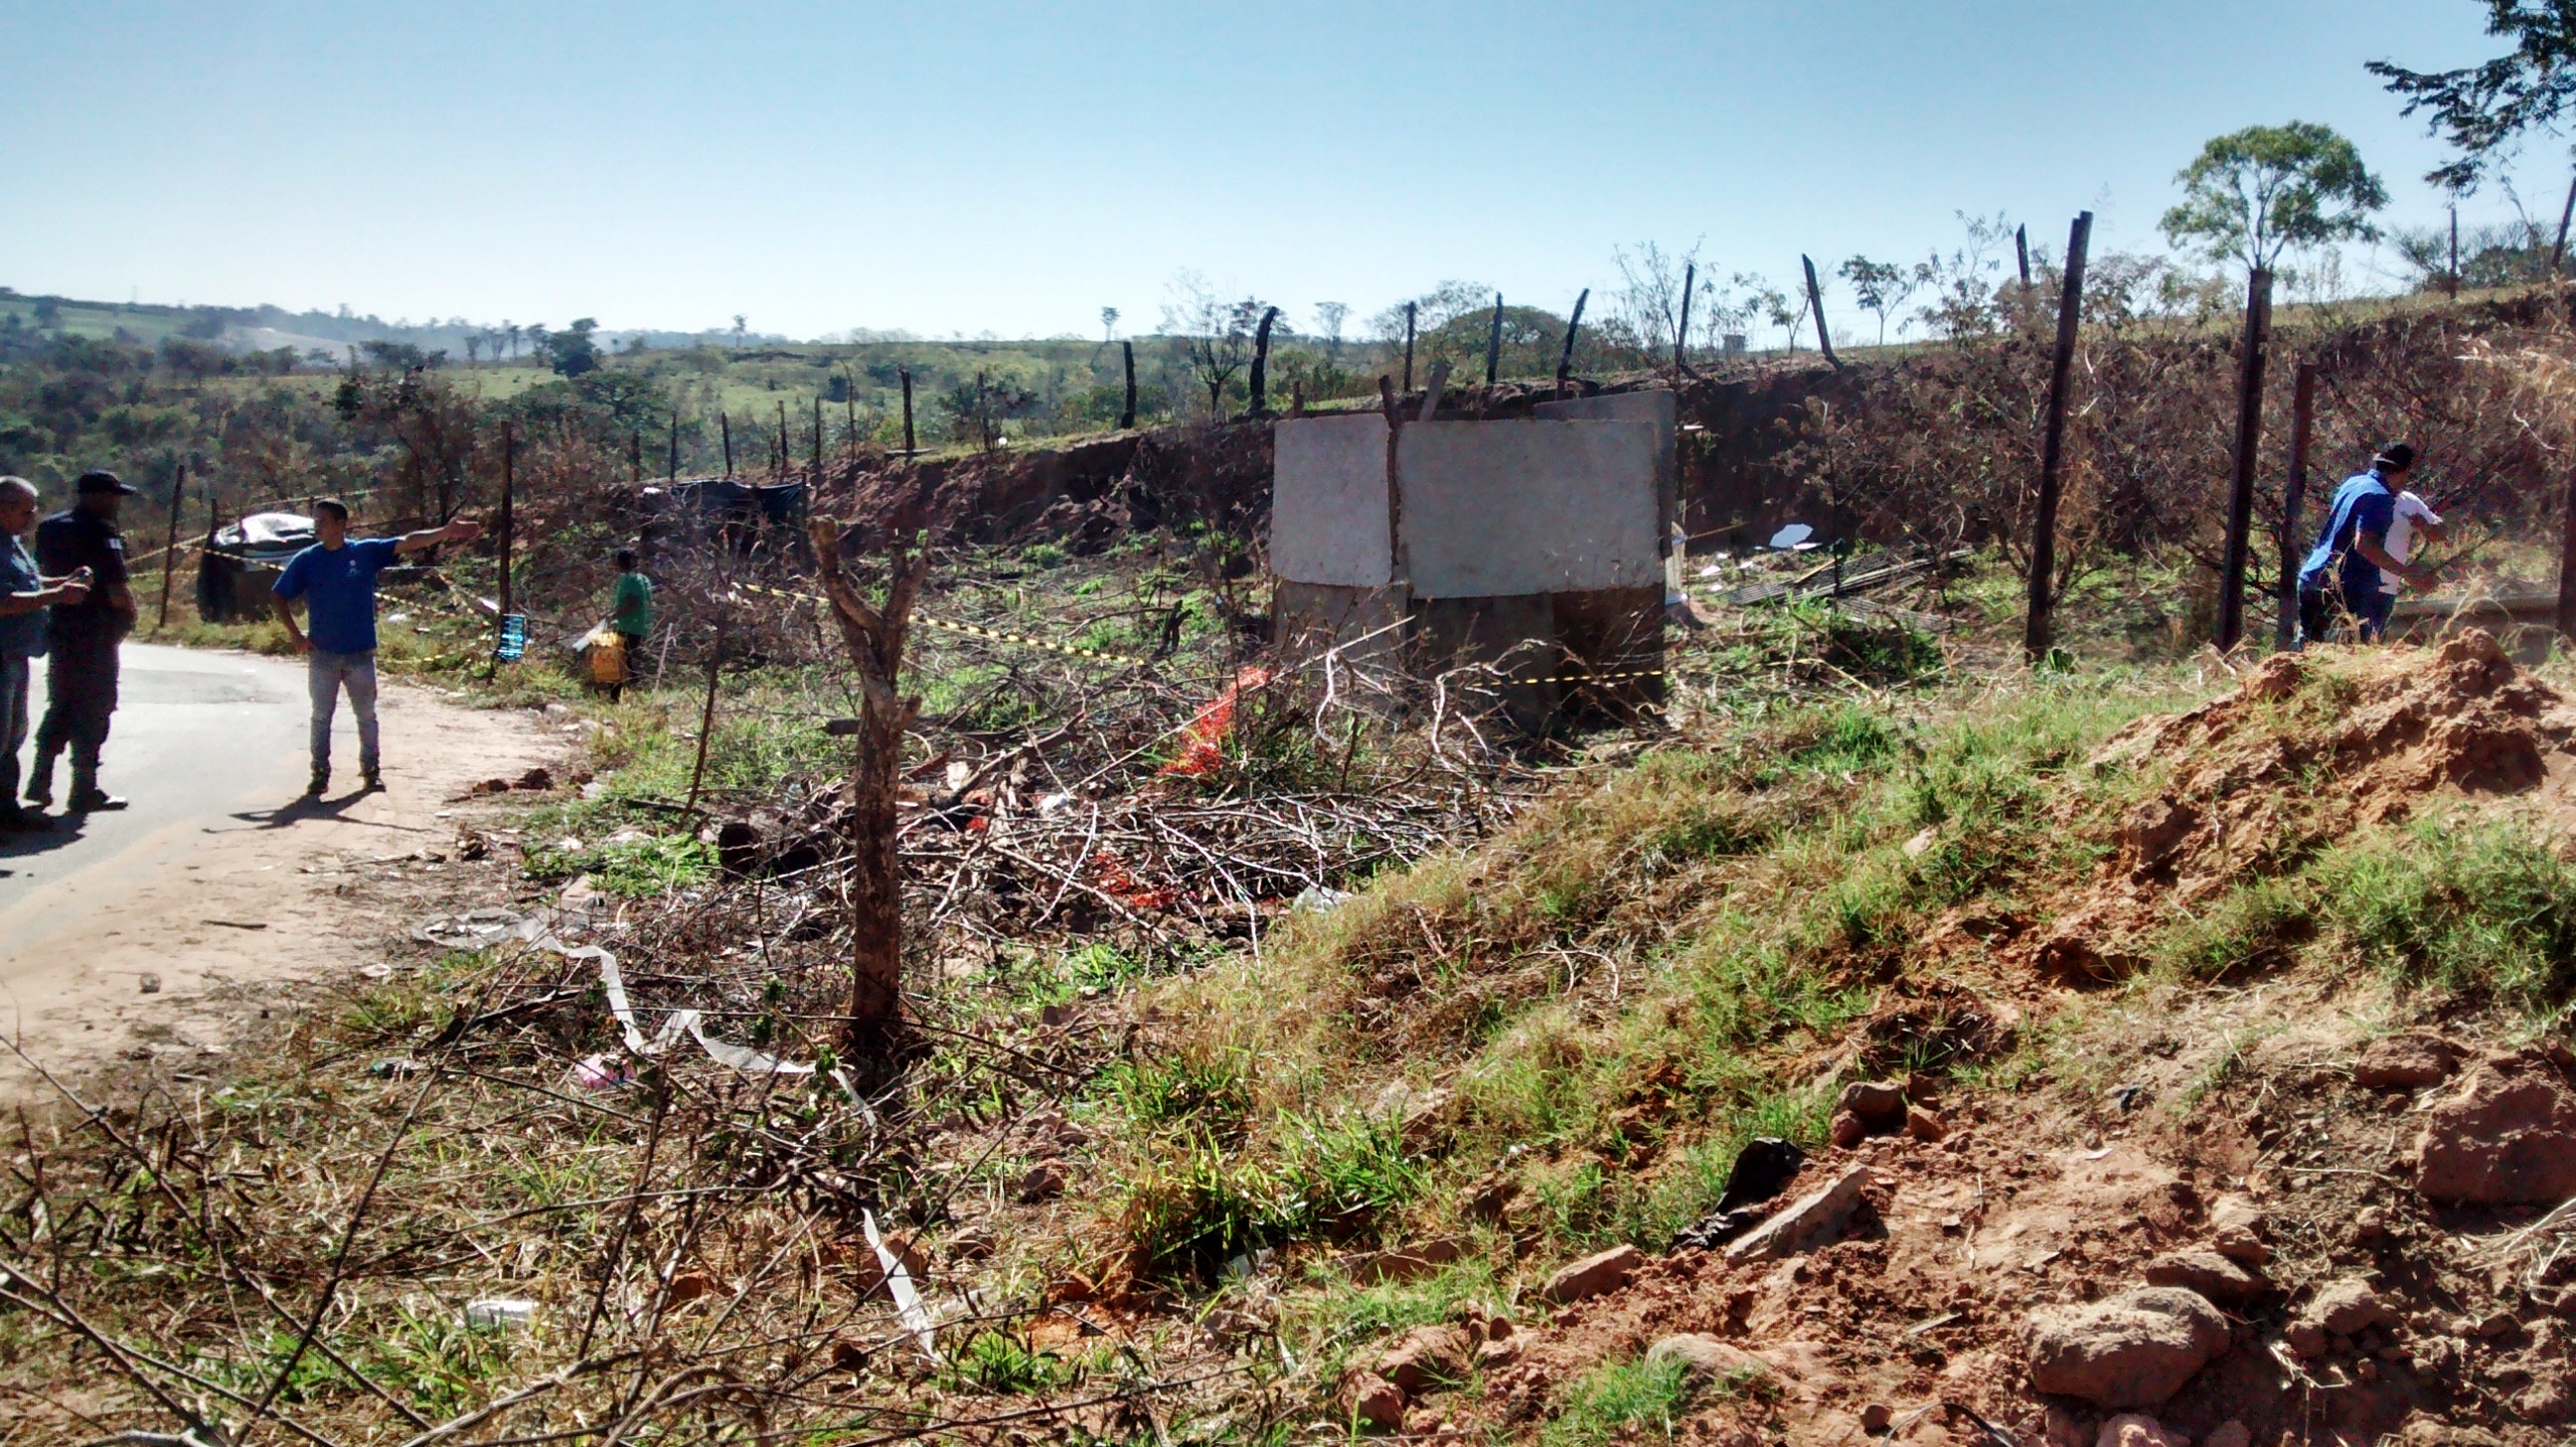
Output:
[2278,362,2318,649]
[497,424,515,622]
[1554,288,1589,398]
[1485,292,1504,386]
[2558,464,2576,637]
[2556,173,2576,273]
[2217,267,2274,652]
[1402,302,1416,395]
[1119,341,1137,430]
[721,412,734,476]
[775,401,788,478]
[1248,306,1279,416]
[2016,225,2031,287]
[667,408,680,481]
[899,368,915,455]
[155,461,185,630]
[811,395,823,476]
[1675,261,1695,376]
[685,615,723,816]
[2023,211,2093,663]
[2450,206,2462,296]
[1802,254,1840,368]
[629,429,642,485]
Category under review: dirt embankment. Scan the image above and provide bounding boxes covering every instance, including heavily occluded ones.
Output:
[1334,634,2576,1446]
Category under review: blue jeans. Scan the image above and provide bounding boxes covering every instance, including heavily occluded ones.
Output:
[0,655,27,809]
[2297,583,2394,647]
[309,648,380,776]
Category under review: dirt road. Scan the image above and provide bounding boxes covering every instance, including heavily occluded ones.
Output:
[0,644,557,1095]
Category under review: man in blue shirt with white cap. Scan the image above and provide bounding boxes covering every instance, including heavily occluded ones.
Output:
[2297,443,2437,647]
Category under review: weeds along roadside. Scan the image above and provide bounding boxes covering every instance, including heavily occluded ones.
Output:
[24,536,2576,1439]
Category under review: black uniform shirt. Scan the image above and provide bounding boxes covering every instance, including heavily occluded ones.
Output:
[34,507,129,646]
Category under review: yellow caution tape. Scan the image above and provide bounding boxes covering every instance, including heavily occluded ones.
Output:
[732,578,1670,683]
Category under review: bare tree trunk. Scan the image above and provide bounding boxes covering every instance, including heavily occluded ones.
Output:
[806,518,927,1080]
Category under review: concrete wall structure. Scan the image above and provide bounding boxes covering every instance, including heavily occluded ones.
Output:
[1397,419,1661,598]
[1268,405,1673,730]
[1531,390,1678,544]
[1270,414,1391,588]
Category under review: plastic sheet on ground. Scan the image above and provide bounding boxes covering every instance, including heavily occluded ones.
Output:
[1160,665,1274,777]
[410,907,813,1076]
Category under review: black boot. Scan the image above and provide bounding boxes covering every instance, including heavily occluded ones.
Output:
[68,752,125,813]
[23,750,55,809]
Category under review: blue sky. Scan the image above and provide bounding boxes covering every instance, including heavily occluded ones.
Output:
[0,1,2563,339]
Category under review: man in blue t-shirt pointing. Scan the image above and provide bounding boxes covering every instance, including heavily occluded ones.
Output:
[271,499,482,795]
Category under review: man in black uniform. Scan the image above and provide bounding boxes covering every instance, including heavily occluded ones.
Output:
[29,471,138,813]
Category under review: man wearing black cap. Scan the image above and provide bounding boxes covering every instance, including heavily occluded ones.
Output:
[28,470,139,812]
[2295,443,2436,648]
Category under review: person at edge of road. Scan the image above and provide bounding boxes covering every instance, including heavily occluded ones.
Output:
[2295,443,2436,649]
[270,499,484,796]
[0,478,91,831]
[607,548,652,704]
[28,470,138,814]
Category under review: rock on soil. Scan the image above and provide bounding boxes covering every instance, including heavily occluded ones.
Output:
[1540,1243,1641,1304]
[2302,1277,2391,1336]
[1340,1370,1403,1429]
[1837,1079,1909,1130]
[2096,1415,2187,1447]
[2025,1287,2230,1408]
[2143,1249,2268,1307]
[1370,1324,1471,1392]
[2207,1194,2268,1264]
[1644,1333,1769,1386]
[2415,1050,2576,1205]
[1724,1167,1871,1263]
[2354,1031,2464,1090]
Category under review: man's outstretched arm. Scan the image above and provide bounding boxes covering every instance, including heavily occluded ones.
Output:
[394,517,484,557]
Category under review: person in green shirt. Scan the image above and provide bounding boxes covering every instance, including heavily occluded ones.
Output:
[608,549,652,702]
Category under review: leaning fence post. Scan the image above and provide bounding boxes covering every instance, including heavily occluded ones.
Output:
[1802,254,1840,369]
[2217,267,2274,652]
[2278,362,2318,650]
[1675,262,1695,376]
[1554,288,1589,399]
[155,461,185,630]
[686,615,724,815]
[2023,211,2093,664]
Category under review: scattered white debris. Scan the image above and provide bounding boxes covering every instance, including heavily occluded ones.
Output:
[465,1298,538,1330]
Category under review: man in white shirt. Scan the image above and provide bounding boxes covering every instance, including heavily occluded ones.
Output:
[2379,491,2445,599]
